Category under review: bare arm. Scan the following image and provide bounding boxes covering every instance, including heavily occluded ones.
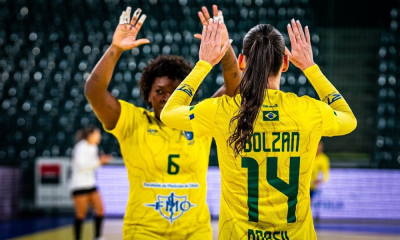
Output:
[196,5,241,98]
[85,46,123,130]
[212,46,241,97]
[84,7,149,130]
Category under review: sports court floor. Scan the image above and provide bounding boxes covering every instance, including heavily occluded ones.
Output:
[2,218,400,240]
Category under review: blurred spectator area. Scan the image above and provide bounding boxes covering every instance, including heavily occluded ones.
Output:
[0,0,398,168]
[0,0,319,166]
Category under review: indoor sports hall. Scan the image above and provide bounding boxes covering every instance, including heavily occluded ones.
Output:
[1,0,400,240]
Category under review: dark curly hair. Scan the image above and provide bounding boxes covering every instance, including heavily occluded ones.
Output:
[139,55,192,107]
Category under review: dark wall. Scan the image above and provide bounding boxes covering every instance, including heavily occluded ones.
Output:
[310,0,396,28]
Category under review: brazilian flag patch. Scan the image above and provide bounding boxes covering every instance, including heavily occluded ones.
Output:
[189,106,195,120]
[263,111,279,121]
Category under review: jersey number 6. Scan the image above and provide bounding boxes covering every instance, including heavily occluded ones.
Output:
[168,154,180,175]
[242,156,300,223]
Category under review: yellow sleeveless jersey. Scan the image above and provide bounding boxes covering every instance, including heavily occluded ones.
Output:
[189,91,340,240]
[104,100,212,240]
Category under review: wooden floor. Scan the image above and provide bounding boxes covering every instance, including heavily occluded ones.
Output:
[9,219,400,240]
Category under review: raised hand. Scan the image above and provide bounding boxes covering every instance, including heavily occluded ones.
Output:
[112,7,149,51]
[286,19,315,71]
[199,18,232,66]
[194,5,229,47]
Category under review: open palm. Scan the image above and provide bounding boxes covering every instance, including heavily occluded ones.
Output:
[194,5,229,47]
[112,7,149,51]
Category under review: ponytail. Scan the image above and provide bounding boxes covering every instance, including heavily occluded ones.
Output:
[228,24,285,155]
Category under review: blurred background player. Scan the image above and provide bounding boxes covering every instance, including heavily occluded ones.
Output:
[310,141,330,200]
[84,5,240,240]
[70,125,112,240]
[161,18,356,239]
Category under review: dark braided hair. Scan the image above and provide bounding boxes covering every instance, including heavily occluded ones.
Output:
[228,24,285,155]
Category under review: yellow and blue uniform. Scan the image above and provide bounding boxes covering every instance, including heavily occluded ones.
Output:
[104,100,212,239]
[311,153,330,191]
[161,61,356,240]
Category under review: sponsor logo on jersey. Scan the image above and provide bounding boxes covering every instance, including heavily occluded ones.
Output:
[182,131,195,145]
[322,91,343,105]
[262,103,278,108]
[184,131,194,140]
[263,111,279,121]
[327,94,342,105]
[177,84,194,97]
[144,192,196,224]
[148,128,158,135]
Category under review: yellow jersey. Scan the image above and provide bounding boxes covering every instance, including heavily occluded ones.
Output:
[104,100,212,240]
[161,61,357,240]
[310,153,330,190]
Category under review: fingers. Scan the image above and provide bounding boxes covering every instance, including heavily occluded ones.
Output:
[202,6,211,21]
[198,11,208,26]
[119,7,132,25]
[287,23,297,46]
[119,11,126,24]
[220,39,233,56]
[206,18,214,40]
[210,17,219,40]
[132,38,150,48]
[134,14,147,31]
[215,19,222,42]
[125,7,132,22]
[194,33,202,40]
[213,5,218,17]
[131,8,142,25]
[201,23,208,42]
[295,20,306,43]
[290,19,302,44]
[218,10,224,23]
[305,26,311,44]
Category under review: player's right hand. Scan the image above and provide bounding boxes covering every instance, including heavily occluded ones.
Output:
[112,7,149,51]
[199,18,232,66]
[194,5,229,47]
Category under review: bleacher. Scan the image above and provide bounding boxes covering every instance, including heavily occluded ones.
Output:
[373,7,400,168]
[0,0,320,166]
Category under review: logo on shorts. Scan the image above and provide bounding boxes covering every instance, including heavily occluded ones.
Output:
[144,192,196,224]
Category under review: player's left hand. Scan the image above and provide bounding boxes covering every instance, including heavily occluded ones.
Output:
[194,5,229,47]
[285,19,315,71]
[199,18,232,66]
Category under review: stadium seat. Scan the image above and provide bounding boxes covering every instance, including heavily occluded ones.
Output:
[0,0,320,164]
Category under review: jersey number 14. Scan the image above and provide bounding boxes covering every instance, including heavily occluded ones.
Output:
[242,157,300,223]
